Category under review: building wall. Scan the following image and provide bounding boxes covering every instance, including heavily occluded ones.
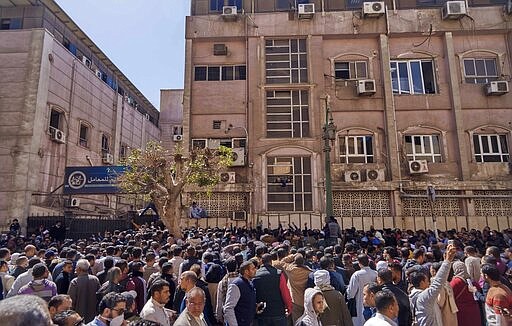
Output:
[184,3,512,229]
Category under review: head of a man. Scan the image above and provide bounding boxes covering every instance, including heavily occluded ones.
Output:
[363,282,381,307]
[62,261,73,274]
[0,295,52,326]
[150,280,171,305]
[52,310,83,326]
[409,271,429,290]
[179,271,198,292]
[75,259,90,275]
[240,261,257,281]
[98,292,126,324]
[375,290,399,320]
[186,287,206,318]
[48,295,73,319]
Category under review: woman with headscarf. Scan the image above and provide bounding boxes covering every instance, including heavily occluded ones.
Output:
[313,270,353,326]
[295,288,326,326]
[450,261,482,326]
[430,262,458,326]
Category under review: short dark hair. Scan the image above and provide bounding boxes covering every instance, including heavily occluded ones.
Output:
[239,261,254,275]
[98,292,126,314]
[261,253,272,265]
[319,257,333,270]
[48,294,71,309]
[357,254,369,266]
[377,268,393,284]
[413,249,425,259]
[150,280,170,297]
[365,282,382,294]
[52,310,79,326]
[225,258,237,273]
[481,263,500,282]
[375,290,396,312]
[409,271,428,288]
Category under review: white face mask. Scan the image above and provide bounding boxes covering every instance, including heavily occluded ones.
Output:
[109,314,124,326]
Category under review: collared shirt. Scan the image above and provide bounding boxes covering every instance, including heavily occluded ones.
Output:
[364,312,398,326]
[86,316,108,326]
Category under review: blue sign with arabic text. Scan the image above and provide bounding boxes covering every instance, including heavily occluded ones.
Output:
[63,166,126,194]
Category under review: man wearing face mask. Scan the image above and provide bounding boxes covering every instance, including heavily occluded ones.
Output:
[87,292,127,326]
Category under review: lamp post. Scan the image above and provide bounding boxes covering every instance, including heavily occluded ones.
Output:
[323,96,337,222]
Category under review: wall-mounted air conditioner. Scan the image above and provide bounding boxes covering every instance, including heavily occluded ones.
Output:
[220,171,236,184]
[357,79,377,95]
[408,160,429,174]
[173,135,183,142]
[213,44,228,56]
[95,69,102,79]
[298,3,315,19]
[222,6,238,21]
[231,148,245,166]
[363,2,385,17]
[82,56,91,68]
[442,1,467,19]
[485,81,509,96]
[232,211,247,220]
[102,153,114,165]
[366,168,385,181]
[50,128,66,144]
[70,197,80,207]
[345,170,362,182]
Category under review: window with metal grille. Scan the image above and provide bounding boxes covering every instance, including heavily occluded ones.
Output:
[48,108,63,133]
[265,39,308,84]
[266,90,309,138]
[79,123,89,148]
[473,134,509,162]
[267,156,312,211]
[194,65,246,81]
[101,134,110,153]
[339,135,374,163]
[335,61,368,80]
[212,121,222,129]
[404,134,442,163]
[463,58,498,84]
[390,60,436,94]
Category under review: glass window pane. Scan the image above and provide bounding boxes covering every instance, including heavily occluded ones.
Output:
[365,136,373,156]
[473,135,481,154]
[410,61,424,94]
[490,136,499,152]
[481,136,489,153]
[485,59,497,76]
[421,61,436,94]
[391,62,399,93]
[194,67,207,81]
[475,60,486,76]
[423,136,431,153]
[356,137,364,154]
[235,65,246,80]
[208,66,220,81]
[398,62,410,94]
[464,59,475,76]
[432,135,440,154]
[347,138,355,154]
[499,135,509,154]
[405,135,412,154]
[356,62,367,78]
[222,66,234,80]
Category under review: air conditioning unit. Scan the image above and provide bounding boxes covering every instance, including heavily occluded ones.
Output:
[82,56,91,68]
[95,69,102,79]
[357,79,377,95]
[485,81,509,96]
[222,6,238,21]
[231,148,246,166]
[173,134,183,142]
[363,1,385,17]
[232,211,247,221]
[442,1,467,19]
[213,44,228,56]
[345,170,362,182]
[144,113,150,120]
[298,3,315,19]
[366,168,385,181]
[70,197,80,207]
[408,160,429,174]
[50,128,66,144]
[102,153,114,165]
[219,171,236,184]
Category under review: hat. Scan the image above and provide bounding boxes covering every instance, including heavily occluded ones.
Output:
[32,263,47,278]
[45,250,55,259]
[314,270,330,287]
[10,253,20,263]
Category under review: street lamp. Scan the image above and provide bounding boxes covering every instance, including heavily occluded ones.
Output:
[323,96,337,221]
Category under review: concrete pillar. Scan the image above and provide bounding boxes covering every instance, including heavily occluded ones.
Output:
[444,32,470,181]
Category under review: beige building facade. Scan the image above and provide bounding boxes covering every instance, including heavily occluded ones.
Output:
[0,0,160,229]
[180,0,512,230]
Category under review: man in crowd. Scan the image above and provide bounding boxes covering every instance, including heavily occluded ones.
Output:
[48,294,73,319]
[87,292,126,326]
[68,259,101,323]
[140,280,172,326]
[364,290,400,326]
[481,263,512,325]
[347,254,378,326]
[55,260,73,294]
[224,261,257,326]
[18,262,57,302]
[377,268,411,326]
[174,287,208,326]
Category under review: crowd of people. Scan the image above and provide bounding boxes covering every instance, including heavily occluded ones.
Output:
[1,215,512,326]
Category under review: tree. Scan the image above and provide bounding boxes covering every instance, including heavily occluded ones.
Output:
[118,141,232,238]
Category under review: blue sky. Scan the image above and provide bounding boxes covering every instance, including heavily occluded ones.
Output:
[54,0,191,109]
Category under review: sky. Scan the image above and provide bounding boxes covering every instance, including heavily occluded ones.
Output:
[54,0,191,110]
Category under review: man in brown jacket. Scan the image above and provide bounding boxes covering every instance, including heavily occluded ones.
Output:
[68,259,101,323]
[273,253,312,323]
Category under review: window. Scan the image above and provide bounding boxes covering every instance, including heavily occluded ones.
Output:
[404,135,442,163]
[473,134,509,163]
[101,134,110,153]
[266,39,308,84]
[120,143,128,161]
[463,58,498,84]
[79,123,89,148]
[172,125,183,135]
[212,121,222,129]
[192,139,207,149]
[335,61,368,80]
[266,90,309,138]
[267,156,312,211]
[48,108,63,133]
[391,60,436,94]
[339,135,374,163]
[210,0,242,11]
[194,65,246,81]
[0,18,22,30]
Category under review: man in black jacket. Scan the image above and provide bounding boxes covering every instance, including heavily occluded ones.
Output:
[377,268,412,326]
[253,254,291,326]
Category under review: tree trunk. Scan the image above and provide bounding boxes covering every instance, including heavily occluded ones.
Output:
[156,196,183,239]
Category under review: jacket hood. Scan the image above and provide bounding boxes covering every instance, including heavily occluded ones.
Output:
[296,288,323,326]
